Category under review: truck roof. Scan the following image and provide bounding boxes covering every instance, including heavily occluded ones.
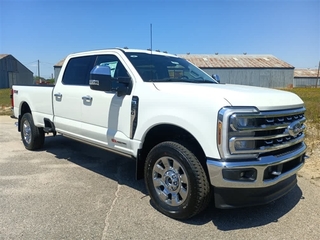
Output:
[67,48,179,58]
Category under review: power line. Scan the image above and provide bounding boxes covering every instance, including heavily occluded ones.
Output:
[27,60,38,65]
[41,61,55,65]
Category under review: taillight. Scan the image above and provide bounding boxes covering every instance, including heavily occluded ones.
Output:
[10,89,14,108]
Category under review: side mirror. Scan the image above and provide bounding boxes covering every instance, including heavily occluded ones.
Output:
[212,74,220,84]
[89,65,113,91]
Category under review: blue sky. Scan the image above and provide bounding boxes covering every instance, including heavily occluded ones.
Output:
[0,0,319,79]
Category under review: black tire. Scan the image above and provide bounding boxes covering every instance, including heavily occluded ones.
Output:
[20,113,45,150]
[144,141,211,220]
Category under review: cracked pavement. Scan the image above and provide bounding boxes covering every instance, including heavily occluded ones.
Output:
[1,116,320,240]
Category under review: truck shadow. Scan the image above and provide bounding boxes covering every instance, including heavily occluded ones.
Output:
[185,185,303,230]
[43,135,148,195]
[42,135,303,230]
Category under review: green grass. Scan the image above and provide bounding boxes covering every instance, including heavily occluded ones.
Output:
[0,88,11,106]
[284,88,320,142]
[0,88,12,115]
[284,88,320,124]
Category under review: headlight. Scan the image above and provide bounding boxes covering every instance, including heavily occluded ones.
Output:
[237,118,249,127]
[218,107,260,160]
[230,114,256,130]
[232,139,255,151]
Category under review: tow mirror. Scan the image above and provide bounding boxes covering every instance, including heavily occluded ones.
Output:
[89,65,113,91]
[212,74,220,83]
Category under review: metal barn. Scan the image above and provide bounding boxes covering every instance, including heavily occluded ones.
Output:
[180,54,294,88]
[294,69,319,87]
[0,54,33,88]
[53,59,65,83]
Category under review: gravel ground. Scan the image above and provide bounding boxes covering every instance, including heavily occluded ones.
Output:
[298,123,320,186]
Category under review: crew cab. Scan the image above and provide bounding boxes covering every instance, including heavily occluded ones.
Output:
[12,48,307,219]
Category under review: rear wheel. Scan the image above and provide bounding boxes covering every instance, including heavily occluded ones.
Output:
[20,113,45,150]
[144,141,211,220]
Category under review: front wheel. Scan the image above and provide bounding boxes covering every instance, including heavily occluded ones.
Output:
[144,141,211,220]
[20,113,45,150]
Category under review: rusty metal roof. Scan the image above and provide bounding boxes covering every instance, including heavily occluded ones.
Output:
[178,54,294,69]
[54,58,65,67]
[294,69,319,78]
[0,54,10,59]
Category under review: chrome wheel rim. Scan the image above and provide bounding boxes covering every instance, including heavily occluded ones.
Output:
[22,120,31,144]
[152,157,189,206]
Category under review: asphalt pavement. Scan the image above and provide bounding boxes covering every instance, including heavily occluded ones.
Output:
[0,116,319,240]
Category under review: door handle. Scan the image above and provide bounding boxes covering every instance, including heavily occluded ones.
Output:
[82,95,93,101]
[54,93,62,98]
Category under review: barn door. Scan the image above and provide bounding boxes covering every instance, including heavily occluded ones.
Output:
[8,72,17,87]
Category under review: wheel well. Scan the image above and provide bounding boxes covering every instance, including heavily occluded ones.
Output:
[20,102,31,116]
[136,124,207,180]
[18,102,31,132]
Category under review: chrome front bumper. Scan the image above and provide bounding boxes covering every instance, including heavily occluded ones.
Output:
[206,142,307,189]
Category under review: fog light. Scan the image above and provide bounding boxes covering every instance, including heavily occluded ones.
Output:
[223,169,257,182]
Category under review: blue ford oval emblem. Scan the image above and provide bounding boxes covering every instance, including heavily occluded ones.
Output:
[287,121,302,137]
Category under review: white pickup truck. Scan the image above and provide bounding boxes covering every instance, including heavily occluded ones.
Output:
[12,48,306,220]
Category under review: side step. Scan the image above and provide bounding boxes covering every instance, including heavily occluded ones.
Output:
[44,127,54,133]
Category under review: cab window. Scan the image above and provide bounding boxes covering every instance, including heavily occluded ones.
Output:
[62,56,96,85]
[95,55,130,79]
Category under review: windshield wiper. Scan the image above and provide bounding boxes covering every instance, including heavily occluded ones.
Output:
[195,79,216,84]
[150,78,191,82]
[151,78,215,83]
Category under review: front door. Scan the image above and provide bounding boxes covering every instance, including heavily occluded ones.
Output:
[80,54,134,154]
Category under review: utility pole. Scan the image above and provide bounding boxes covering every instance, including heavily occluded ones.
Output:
[150,23,153,52]
[316,61,320,88]
[38,60,41,83]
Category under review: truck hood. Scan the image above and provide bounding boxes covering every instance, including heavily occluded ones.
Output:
[153,82,304,111]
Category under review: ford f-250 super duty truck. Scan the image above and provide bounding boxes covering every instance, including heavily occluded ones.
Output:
[12,48,306,220]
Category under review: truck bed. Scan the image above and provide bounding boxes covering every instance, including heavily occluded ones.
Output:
[13,85,55,127]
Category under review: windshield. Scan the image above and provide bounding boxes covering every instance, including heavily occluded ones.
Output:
[124,52,217,83]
